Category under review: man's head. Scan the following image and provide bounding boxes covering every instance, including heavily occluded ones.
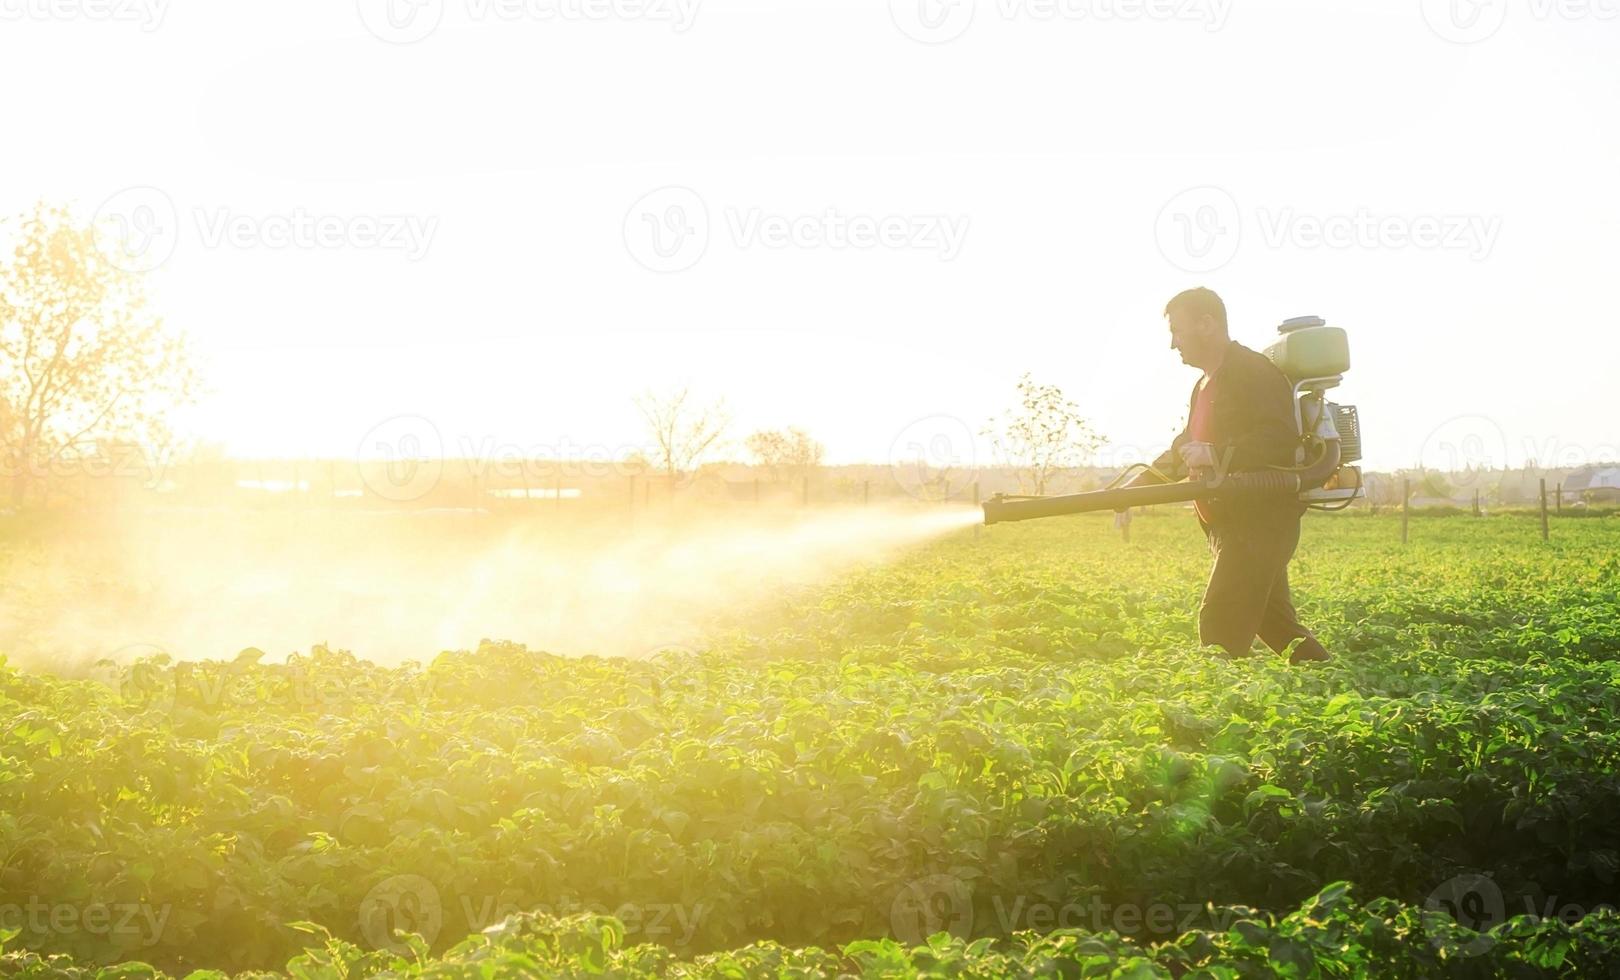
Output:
[1164,287,1229,371]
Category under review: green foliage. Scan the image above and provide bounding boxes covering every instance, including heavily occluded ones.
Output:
[4,888,1620,978]
[3,513,1619,976]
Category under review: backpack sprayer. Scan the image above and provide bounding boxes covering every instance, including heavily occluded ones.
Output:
[981,316,1364,525]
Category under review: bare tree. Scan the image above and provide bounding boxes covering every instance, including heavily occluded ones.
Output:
[0,205,198,505]
[744,426,825,484]
[982,374,1103,496]
[635,387,730,486]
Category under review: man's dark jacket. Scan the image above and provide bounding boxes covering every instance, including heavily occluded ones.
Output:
[1151,340,1303,523]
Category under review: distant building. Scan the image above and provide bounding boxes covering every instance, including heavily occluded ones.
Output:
[1569,467,1620,503]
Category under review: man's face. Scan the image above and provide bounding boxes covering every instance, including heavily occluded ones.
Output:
[1167,309,1212,367]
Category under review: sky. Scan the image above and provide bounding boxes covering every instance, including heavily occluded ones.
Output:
[3,0,1618,475]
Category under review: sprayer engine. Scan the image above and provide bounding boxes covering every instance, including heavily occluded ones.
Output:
[1263,315,1363,509]
[981,314,1364,526]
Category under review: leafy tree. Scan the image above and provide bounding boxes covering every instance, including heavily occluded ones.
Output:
[744,426,824,484]
[0,204,197,504]
[982,374,1103,496]
[634,387,730,487]
[1419,469,1454,499]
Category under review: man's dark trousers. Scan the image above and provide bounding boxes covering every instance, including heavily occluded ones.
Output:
[1197,510,1326,659]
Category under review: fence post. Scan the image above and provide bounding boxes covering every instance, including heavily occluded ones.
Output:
[1473,489,1480,518]
[1540,478,1550,542]
[973,481,981,542]
[1401,476,1410,545]
[1557,482,1563,515]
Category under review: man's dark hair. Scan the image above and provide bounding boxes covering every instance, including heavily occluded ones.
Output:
[1164,287,1228,335]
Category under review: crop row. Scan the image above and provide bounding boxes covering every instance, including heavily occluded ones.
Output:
[4,883,1620,978]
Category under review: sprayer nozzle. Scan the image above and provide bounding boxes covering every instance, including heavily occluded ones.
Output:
[981,495,1007,527]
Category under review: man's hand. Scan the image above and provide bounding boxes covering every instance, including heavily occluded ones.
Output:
[1179,441,1217,474]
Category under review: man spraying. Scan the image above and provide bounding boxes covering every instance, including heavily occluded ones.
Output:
[1134,287,1331,666]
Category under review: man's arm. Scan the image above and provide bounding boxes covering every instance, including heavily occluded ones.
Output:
[1118,427,1189,490]
[1149,432,1191,481]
